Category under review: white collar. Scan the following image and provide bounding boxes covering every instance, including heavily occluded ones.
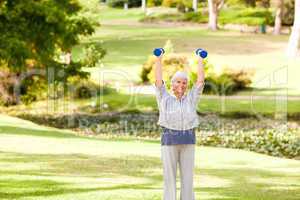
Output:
[171,93,187,101]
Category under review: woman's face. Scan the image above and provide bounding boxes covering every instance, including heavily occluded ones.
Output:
[171,77,188,98]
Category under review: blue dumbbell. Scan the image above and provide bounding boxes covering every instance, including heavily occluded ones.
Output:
[195,48,208,58]
[153,48,165,57]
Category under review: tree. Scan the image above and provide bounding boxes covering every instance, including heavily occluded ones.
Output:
[142,0,147,12]
[286,0,300,57]
[274,0,284,35]
[193,0,198,12]
[282,0,295,26]
[208,0,224,31]
[258,0,270,8]
[245,0,256,7]
[0,0,105,105]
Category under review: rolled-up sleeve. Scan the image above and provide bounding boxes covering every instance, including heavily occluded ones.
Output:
[188,82,205,107]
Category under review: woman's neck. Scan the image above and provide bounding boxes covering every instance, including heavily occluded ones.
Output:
[174,93,184,100]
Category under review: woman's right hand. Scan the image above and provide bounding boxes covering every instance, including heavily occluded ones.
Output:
[155,54,163,62]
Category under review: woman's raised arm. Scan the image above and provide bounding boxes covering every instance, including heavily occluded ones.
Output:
[196,57,205,87]
[155,55,163,87]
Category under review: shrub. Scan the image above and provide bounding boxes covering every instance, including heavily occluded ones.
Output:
[0,67,47,106]
[147,0,163,7]
[176,0,193,13]
[140,53,206,89]
[161,0,192,9]
[107,0,142,8]
[283,0,294,25]
[176,2,186,12]
[162,0,180,7]
[0,70,114,106]
[107,0,126,8]
[182,12,208,23]
[223,67,253,90]
[141,7,274,26]
[204,73,236,95]
[0,69,18,106]
[140,40,191,85]
[16,112,300,159]
[67,76,115,99]
[225,0,248,7]
[162,13,183,21]
[182,0,193,10]
[129,0,142,7]
[19,75,47,105]
[197,129,300,159]
[203,67,253,95]
[219,8,274,26]
[140,51,253,95]
[141,12,208,23]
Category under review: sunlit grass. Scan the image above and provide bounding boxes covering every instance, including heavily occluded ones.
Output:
[2,90,300,116]
[0,114,300,200]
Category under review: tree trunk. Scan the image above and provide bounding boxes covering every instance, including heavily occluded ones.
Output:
[274,0,284,35]
[217,0,224,10]
[208,0,218,31]
[142,0,146,13]
[124,2,128,10]
[65,52,72,65]
[286,0,300,57]
[193,0,198,12]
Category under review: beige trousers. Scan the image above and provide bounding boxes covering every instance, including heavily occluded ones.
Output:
[161,144,195,200]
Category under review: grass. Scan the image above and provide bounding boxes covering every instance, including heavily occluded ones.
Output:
[97,92,300,115]
[142,7,274,26]
[72,4,300,96]
[96,6,145,22]
[2,90,300,120]
[1,114,300,200]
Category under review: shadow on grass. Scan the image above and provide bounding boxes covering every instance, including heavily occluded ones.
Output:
[0,125,161,144]
[0,152,162,179]
[0,179,158,199]
[195,168,300,200]
[0,152,162,199]
[0,126,81,139]
[0,152,300,199]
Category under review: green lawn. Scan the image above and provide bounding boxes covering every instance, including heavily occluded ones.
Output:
[98,92,300,115]
[2,91,300,117]
[1,114,300,200]
[74,4,300,96]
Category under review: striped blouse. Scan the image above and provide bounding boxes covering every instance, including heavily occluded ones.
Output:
[153,80,205,145]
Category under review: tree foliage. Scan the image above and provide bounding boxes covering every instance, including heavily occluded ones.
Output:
[1,0,95,69]
[0,0,105,105]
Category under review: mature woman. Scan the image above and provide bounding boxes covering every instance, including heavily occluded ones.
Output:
[154,53,205,200]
